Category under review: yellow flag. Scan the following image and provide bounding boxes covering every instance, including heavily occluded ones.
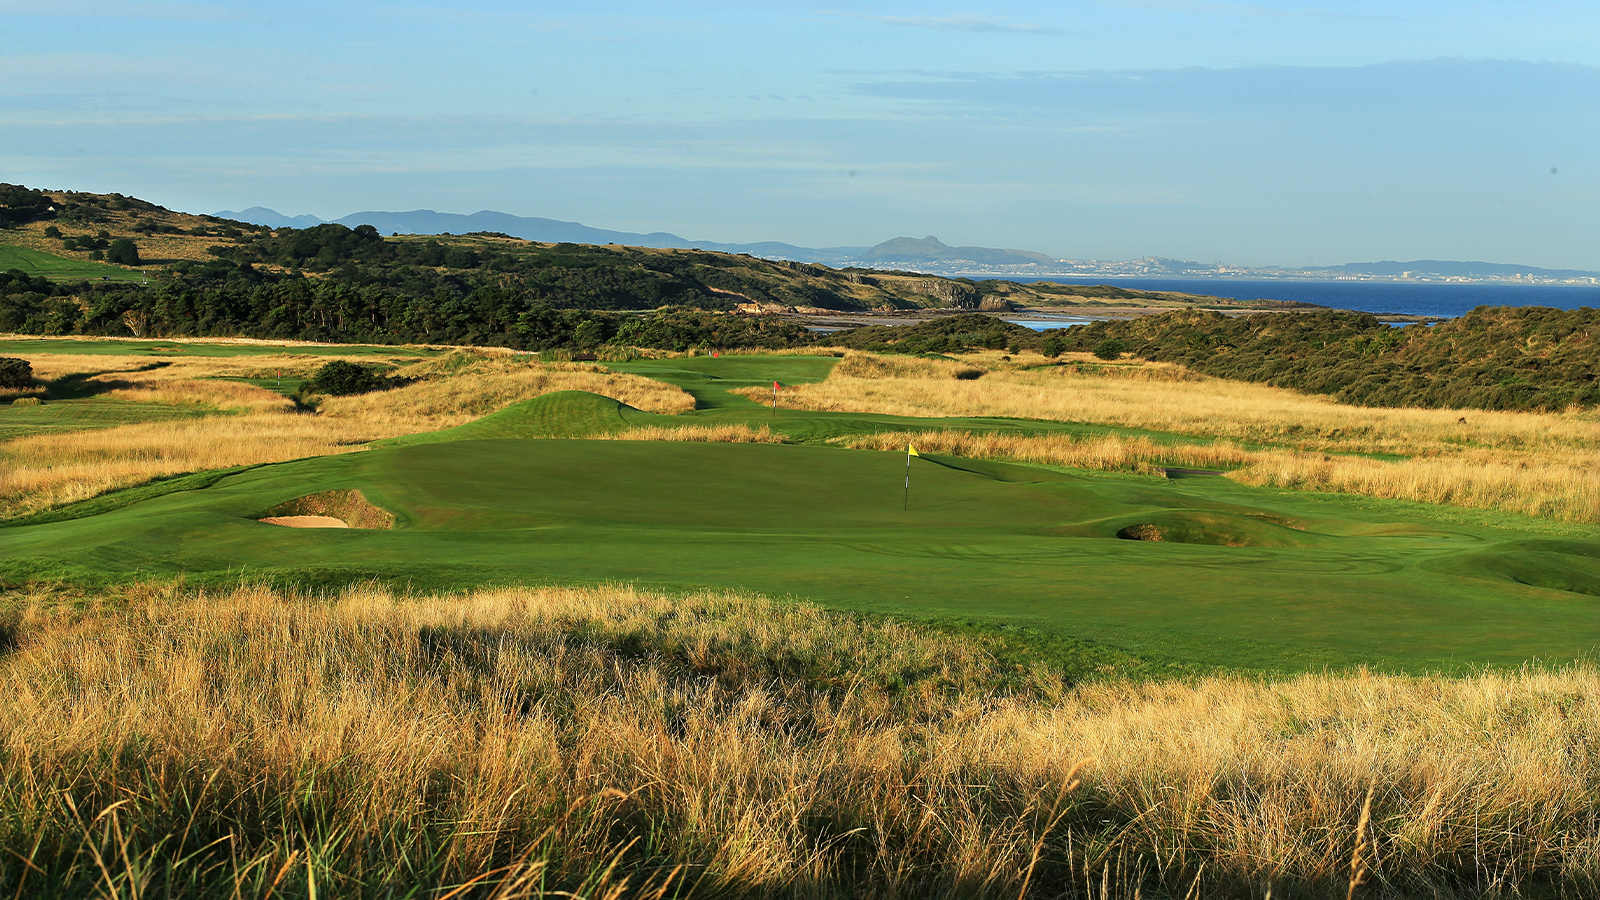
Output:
[908,444,920,457]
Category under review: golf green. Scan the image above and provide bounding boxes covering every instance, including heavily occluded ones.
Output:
[3,424,1595,671]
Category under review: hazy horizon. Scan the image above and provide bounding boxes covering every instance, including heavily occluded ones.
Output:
[4,1,1597,269]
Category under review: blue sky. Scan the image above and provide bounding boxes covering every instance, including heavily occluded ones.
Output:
[2,0,1597,267]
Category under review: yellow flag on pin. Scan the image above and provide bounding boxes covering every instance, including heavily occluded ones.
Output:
[908,444,920,457]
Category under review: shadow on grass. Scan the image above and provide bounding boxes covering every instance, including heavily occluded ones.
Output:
[43,361,168,399]
[0,618,18,659]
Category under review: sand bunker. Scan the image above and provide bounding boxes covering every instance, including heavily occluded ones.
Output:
[259,515,349,529]
[256,489,394,530]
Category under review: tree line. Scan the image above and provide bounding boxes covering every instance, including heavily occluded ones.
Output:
[5,255,1597,412]
[0,268,812,351]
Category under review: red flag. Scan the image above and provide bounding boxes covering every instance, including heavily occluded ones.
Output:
[773,381,780,390]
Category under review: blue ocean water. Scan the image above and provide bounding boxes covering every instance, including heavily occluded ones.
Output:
[1011,278,1600,319]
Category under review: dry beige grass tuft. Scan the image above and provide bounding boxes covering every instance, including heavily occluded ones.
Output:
[602,423,785,444]
[0,582,1592,897]
[838,428,1254,475]
[319,355,693,427]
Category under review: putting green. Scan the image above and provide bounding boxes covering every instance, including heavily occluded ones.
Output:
[3,418,1595,671]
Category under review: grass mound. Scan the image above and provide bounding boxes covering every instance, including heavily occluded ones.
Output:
[1110,510,1322,548]
[1430,539,1600,597]
[388,390,667,445]
[258,489,393,530]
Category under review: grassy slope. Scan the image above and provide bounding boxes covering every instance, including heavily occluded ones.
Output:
[3,390,1595,672]
[0,398,215,441]
[0,243,142,281]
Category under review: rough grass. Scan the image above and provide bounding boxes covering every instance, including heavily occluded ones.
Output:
[0,351,694,519]
[602,423,786,444]
[837,429,1255,475]
[0,581,1593,898]
[756,352,1600,523]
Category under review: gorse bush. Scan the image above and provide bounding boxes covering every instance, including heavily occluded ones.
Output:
[306,359,384,395]
[1093,337,1128,360]
[0,357,32,389]
[105,237,140,266]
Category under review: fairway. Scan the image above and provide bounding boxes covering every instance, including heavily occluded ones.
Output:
[0,243,142,281]
[3,426,1595,671]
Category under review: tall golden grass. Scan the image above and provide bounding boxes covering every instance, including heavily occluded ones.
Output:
[752,353,1600,523]
[602,423,785,444]
[839,429,1255,475]
[319,355,694,427]
[0,581,1592,897]
[0,352,693,519]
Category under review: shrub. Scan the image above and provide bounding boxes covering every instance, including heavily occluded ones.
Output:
[1093,338,1128,360]
[106,238,141,266]
[307,360,383,396]
[10,396,40,406]
[0,357,33,389]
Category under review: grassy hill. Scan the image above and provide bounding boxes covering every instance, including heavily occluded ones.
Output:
[0,183,1234,312]
[0,243,144,282]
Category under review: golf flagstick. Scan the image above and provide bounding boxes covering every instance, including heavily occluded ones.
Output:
[904,443,919,510]
[772,381,779,417]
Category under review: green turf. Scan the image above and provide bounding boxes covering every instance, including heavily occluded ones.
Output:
[606,355,843,410]
[0,243,143,282]
[4,355,1596,673]
[3,405,1594,672]
[0,397,217,441]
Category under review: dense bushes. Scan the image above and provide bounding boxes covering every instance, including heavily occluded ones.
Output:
[207,224,866,313]
[1061,307,1600,412]
[306,360,385,396]
[0,266,817,353]
[0,357,33,389]
[0,184,54,227]
[830,313,1038,355]
[105,238,141,266]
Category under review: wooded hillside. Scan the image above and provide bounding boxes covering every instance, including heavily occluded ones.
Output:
[1062,307,1600,412]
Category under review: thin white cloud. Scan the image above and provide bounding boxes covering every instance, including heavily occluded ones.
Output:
[0,0,247,20]
[831,12,1065,35]
[1096,0,1389,23]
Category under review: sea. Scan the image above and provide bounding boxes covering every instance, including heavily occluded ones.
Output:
[1008,278,1600,321]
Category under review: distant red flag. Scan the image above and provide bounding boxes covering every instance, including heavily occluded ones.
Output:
[773,381,780,390]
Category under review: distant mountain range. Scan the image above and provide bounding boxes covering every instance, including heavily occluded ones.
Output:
[1045,257,1600,284]
[1306,260,1600,280]
[211,207,1057,268]
[213,206,1600,283]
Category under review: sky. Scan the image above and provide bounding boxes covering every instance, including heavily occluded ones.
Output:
[2,0,1597,268]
